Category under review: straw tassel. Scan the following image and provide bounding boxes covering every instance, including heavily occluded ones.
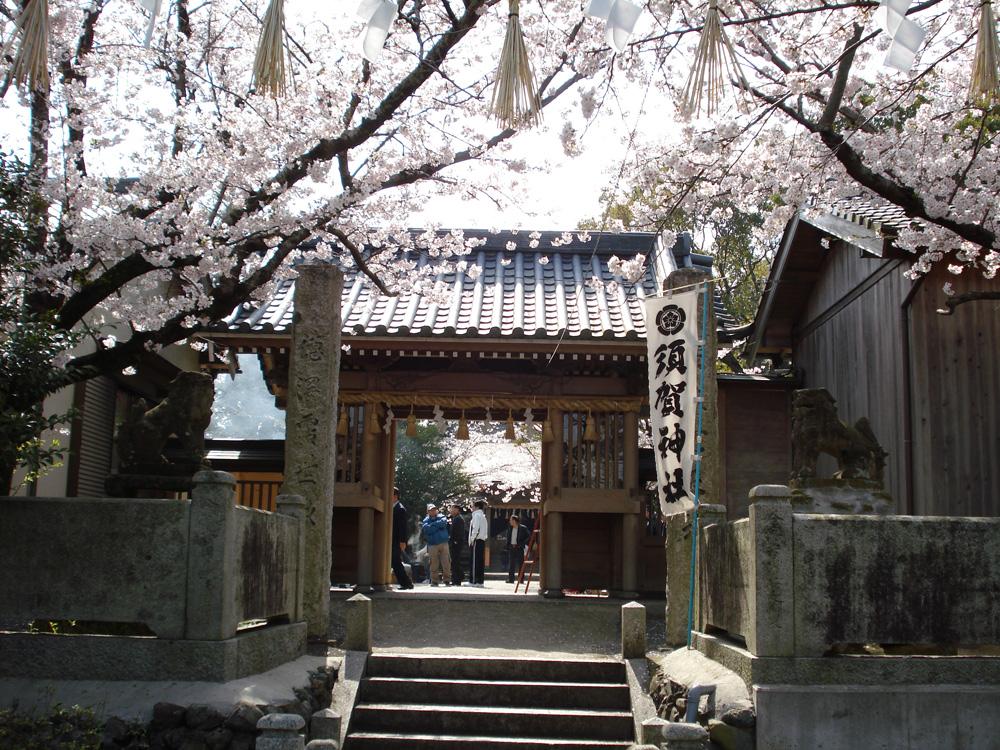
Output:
[336,408,349,437]
[970,0,1000,103]
[680,0,747,117]
[489,0,542,129]
[3,0,49,92]
[583,411,598,442]
[406,408,417,438]
[505,410,516,441]
[253,0,287,97]
[457,411,470,441]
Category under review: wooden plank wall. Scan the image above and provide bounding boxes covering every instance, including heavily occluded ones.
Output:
[561,513,620,591]
[793,243,913,507]
[908,265,1000,516]
[719,381,792,518]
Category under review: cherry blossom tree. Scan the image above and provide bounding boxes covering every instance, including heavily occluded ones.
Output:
[611,0,998,288]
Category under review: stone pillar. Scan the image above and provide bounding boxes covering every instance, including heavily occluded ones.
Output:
[621,601,646,658]
[185,470,238,640]
[277,493,307,622]
[283,265,343,639]
[257,713,306,750]
[543,408,563,597]
[344,593,372,651]
[748,486,795,657]
[356,507,374,593]
[620,410,640,597]
[665,503,727,646]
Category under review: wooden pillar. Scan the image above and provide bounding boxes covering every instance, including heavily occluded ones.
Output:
[356,403,379,593]
[620,410,640,597]
[544,408,564,598]
[373,420,396,589]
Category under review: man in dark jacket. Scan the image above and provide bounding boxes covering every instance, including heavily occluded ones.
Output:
[447,503,466,586]
[391,489,413,590]
[505,515,530,583]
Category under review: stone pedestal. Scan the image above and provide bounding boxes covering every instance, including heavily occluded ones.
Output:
[621,601,646,658]
[310,709,341,742]
[283,265,344,639]
[788,479,893,515]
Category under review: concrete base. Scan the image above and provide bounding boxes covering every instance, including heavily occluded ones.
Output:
[692,631,1000,689]
[756,684,1000,750]
[0,622,307,682]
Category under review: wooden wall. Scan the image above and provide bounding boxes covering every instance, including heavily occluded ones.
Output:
[718,379,792,518]
[793,244,913,508]
[561,513,620,591]
[908,265,1000,516]
[331,507,359,585]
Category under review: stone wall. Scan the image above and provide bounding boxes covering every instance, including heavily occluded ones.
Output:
[699,491,1000,656]
[0,471,307,681]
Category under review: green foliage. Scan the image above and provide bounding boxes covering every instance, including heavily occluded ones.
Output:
[0,705,106,750]
[0,152,79,494]
[394,422,474,533]
[583,188,775,324]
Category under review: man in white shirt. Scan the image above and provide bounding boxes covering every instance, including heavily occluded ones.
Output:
[468,500,489,587]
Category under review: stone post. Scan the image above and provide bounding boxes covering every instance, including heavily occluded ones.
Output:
[621,601,646,658]
[257,713,306,750]
[185,470,238,640]
[283,264,344,639]
[344,593,372,651]
[305,742,339,750]
[277,493,307,622]
[641,717,670,744]
[748,486,795,657]
[356,404,378,593]
[309,709,341,741]
[665,503,726,646]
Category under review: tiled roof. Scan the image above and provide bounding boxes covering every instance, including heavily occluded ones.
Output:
[829,196,917,236]
[215,230,736,342]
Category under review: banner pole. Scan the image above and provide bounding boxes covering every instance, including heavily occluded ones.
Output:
[686,282,710,648]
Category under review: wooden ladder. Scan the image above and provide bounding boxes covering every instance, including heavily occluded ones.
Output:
[515,528,539,594]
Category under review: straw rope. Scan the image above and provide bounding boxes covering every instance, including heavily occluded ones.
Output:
[3,0,49,92]
[489,0,542,129]
[337,391,646,413]
[970,0,1000,103]
[680,0,747,117]
[253,0,287,97]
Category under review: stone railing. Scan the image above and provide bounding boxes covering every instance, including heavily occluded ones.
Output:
[699,486,1000,657]
[0,471,307,681]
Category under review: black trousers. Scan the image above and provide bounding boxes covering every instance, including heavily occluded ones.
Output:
[449,542,464,584]
[507,546,524,582]
[470,539,486,584]
[391,544,412,588]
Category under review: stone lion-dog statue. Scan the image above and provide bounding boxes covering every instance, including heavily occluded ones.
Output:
[116,371,215,472]
[791,388,887,485]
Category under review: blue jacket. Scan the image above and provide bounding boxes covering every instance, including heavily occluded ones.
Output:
[421,515,450,546]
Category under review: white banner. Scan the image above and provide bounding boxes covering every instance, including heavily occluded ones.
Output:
[645,290,700,514]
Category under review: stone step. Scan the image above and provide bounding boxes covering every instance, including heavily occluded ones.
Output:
[344,733,634,750]
[365,653,626,683]
[350,703,633,741]
[360,676,630,710]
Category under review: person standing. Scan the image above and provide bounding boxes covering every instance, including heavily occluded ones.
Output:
[391,489,413,590]
[468,500,488,587]
[447,503,466,586]
[421,503,452,586]
[505,515,530,583]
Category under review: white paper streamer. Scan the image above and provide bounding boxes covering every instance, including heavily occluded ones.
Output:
[357,0,396,62]
[383,407,395,435]
[585,0,642,54]
[433,404,446,433]
[138,0,162,48]
[873,0,926,71]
